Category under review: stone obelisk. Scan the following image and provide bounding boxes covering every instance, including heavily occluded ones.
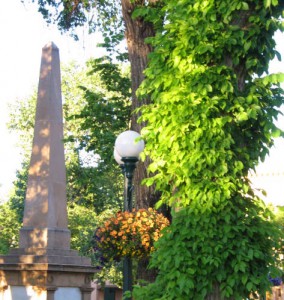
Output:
[20,41,70,250]
[0,42,96,300]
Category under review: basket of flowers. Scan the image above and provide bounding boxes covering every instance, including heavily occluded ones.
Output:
[94,208,169,262]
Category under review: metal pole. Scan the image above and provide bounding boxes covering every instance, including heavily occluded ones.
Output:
[123,256,133,299]
[121,157,138,300]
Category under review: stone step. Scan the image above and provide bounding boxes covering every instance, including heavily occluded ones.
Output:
[0,253,92,266]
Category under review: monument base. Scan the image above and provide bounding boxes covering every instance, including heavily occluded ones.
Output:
[0,249,96,300]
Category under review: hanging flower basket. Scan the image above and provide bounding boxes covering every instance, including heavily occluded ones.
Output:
[94,208,169,262]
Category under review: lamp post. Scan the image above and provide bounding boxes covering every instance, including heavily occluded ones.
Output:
[114,130,145,299]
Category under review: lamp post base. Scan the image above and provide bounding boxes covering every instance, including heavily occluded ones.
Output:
[123,256,133,299]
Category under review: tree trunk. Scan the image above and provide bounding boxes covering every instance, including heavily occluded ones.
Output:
[121,0,163,286]
[205,284,234,300]
[121,0,161,209]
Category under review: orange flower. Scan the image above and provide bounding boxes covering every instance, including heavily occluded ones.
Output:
[110,230,117,236]
[94,208,170,261]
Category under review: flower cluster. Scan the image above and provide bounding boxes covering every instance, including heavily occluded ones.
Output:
[94,208,169,261]
[269,277,283,286]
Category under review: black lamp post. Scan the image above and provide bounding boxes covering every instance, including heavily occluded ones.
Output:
[114,130,145,300]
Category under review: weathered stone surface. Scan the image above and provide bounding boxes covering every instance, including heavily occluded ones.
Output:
[20,42,69,250]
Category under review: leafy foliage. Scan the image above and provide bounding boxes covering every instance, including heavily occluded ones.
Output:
[67,202,99,261]
[8,162,29,223]
[66,151,124,213]
[29,0,125,52]
[275,206,284,228]
[66,56,131,164]
[139,1,284,209]
[0,203,21,254]
[64,57,131,212]
[7,92,36,160]
[133,0,284,299]
[133,199,283,300]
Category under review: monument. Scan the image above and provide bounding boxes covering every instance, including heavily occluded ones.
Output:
[0,42,96,300]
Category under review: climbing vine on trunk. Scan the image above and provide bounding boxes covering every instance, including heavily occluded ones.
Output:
[133,0,284,299]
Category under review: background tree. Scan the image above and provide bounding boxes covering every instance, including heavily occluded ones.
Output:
[63,58,131,212]
[0,202,21,254]
[275,206,284,228]
[131,0,284,299]
[8,163,29,224]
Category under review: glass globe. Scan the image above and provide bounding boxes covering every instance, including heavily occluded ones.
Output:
[115,130,144,158]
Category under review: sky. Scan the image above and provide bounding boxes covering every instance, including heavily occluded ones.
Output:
[0,0,283,205]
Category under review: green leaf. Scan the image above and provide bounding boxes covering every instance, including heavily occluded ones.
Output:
[242,274,248,285]
[241,2,249,10]
[271,128,283,138]
[246,282,253,291]
[244,41,251,52]
[236,111,248,122]
[262,73,284,85]
[246,58,258,69]
[264,0,271,8]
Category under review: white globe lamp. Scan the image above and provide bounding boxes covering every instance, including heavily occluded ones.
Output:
[114,130,144,159]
